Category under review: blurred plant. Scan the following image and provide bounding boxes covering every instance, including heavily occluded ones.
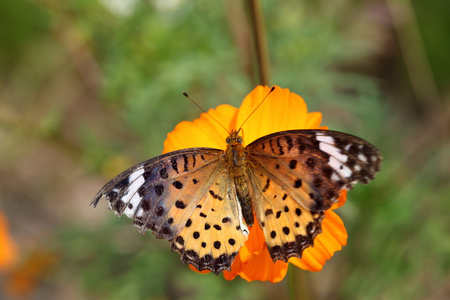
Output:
[0,211,17,272]
[1,0,449,299]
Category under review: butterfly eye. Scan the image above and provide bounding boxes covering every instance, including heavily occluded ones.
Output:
[237,136,243,144]
[226,136,232,144]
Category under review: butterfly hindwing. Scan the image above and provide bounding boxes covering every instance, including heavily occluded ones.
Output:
[245,129,381,261]
[170,168,249,274]
[247,169,325,262]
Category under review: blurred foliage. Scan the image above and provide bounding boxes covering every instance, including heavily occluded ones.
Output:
[1,0,449,299]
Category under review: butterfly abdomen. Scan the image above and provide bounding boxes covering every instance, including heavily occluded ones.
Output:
[225,132,254,227]
[233,173,254,227]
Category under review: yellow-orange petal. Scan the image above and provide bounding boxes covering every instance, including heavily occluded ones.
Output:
[163,104,238,153]
[240,218,266,257]
[0,211,17,272]
[223,242,289,283]
[332,189,347,209]
[188,264,211,274]
[236,86,323,145]
[290,210,347,271]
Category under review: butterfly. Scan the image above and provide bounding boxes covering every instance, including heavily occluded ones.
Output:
[91,126,381,275]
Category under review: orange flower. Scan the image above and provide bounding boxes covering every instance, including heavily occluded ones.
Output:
[164,85,347,283]
[0,211,17,272]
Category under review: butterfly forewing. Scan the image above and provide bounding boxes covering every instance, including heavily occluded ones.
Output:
[246,130,381,210]
[245,129,381,261]
[91,148,224,240]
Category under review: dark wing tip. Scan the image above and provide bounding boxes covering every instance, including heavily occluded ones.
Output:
[90,192,104,208]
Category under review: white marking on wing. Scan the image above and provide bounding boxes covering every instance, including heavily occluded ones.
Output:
[316,134,335,144]
[331,172,340,182]
[123,193,143,218]
[121,169,145,217]
[135,208,144,218]
[236,198,249,237]
[320,142,348,162]
[358,153,368,162]
[329,156,352,178]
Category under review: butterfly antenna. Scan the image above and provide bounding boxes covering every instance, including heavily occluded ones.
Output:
[183,92,231,135]
[237,86,275,132]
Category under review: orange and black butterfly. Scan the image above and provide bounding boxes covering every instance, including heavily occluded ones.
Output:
[92,122,381,274]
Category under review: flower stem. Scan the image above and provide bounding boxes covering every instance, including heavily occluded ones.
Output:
[288,267,311,300]
[247,0,271,86]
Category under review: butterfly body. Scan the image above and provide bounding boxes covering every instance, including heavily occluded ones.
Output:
[92,129,381,274]
[224,130,254,227]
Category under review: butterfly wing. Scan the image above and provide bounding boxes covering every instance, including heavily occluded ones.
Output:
[245,129,381,262]
[170,168,249,274]
[92,148,248,274]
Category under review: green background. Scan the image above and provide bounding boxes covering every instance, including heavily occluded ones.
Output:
[1,0,449,299]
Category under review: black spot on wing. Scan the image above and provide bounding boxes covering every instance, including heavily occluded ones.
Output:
[192,154,196,167]
[294,179,302,188]
[285,135,293,151]
[276,137,284,155]
[141,200,151,211]
[183,154,189,172]
[154,185,164,197]
[175,236,184,246]
[170,157,179,173]
[265,209,273,216]
[214,241,221,249]
[289,159,297,169]
[173,181,183,189]
[155,206,164,216]
[209,190,223,201]
[175,200,186,209]
[262,178,271,192]
[159,168,168,179]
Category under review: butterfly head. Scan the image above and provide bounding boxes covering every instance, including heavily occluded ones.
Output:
[226,130,244,146]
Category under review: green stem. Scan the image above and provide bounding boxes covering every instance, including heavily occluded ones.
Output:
[247,0,271,86]
[289,267,310,300]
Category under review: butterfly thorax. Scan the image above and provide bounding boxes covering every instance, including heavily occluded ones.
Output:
[225,130,254,227]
